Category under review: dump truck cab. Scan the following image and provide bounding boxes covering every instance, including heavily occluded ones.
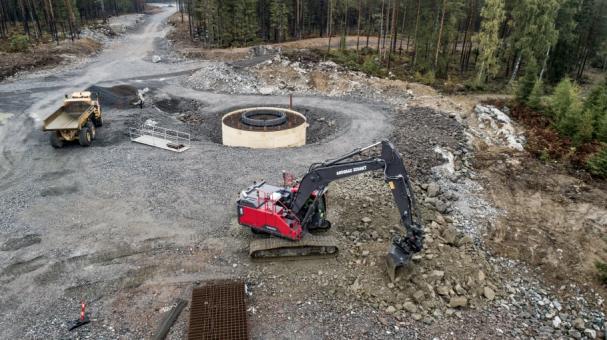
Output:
[43,91,103,148]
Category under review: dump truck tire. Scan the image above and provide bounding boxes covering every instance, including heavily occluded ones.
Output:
[79,127,92,147]
[50,133,63,148]
[94,116,103,127]
[87,120,96,140]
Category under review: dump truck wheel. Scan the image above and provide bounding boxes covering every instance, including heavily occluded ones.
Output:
[87,120,96,140]
[79,127,92,147]
[50,133,63,148]
[94,116,103,127]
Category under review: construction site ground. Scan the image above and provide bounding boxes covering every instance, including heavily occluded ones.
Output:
[0,4,606,340]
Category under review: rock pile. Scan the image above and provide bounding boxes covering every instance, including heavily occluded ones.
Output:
[328,172,498,324]
[183,62,259,94]
[472,104,526,151]
[182,53,415,106]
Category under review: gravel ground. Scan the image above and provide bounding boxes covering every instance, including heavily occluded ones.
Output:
[1,4,606,340]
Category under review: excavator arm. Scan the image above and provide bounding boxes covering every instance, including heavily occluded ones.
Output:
[291,140,424,280]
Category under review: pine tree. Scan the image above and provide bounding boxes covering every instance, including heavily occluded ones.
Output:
[475,0,505,83]
[583,84,607,138]
[528,79,544,110]
[549,77,584,139]
[516,60,538,103]
[270,0,288,42]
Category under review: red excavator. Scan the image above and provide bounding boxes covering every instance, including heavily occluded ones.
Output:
[236,140,424,280]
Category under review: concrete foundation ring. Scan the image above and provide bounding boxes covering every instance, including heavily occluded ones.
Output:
[222,107,308,149]
[241,110,288,127]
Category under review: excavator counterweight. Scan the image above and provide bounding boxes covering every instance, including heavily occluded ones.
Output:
[236,140,424,280]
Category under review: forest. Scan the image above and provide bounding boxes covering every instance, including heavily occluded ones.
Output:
[173,0,607,86]
[0,0,145,42]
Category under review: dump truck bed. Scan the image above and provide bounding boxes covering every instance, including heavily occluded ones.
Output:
[43,102,94,131]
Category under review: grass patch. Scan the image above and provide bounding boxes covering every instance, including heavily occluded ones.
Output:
[596,261,607,284]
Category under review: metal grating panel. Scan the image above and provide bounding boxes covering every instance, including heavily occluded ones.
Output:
[188,280,249,340]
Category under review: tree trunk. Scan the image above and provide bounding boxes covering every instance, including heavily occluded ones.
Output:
[390,0,399,54]
[356,0,362,53]
[577,48,589,80]
[399,0,406,55]
[459,0,473,74]
[18,0,29,36]
[411,0,420,68]
[509,52,522,83]
[434,0,447,68]
[44,0,58,42]
[451,20,461,56]
[539,46,550,81]
[327,0,332,53]
[187,0,193,40]
[365,5,371,48]
[63,0,76,41]
[382,0,390,59]
[377,0,384,53]
[25,0,40,38]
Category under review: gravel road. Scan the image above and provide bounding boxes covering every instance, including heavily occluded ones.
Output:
[0,5,408,339]
[5,5,599,340]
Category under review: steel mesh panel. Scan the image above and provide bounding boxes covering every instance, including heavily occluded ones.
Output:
[188,281,249,340]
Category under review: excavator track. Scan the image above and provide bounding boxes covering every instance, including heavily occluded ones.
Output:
[249,234,339,260]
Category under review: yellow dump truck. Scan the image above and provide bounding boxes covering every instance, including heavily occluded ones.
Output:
[43,92,103,148]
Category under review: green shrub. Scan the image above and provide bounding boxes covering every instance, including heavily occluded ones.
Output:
[597,114,607,143]
[516,61,538,103]
[328,49,359,70]
[539,149,551,162]
[8,34,30,52]
[361,56,381,76]
[583,84,607,140]
[596,261,607,284]
[414,70,436,85]
[574,109,595,144]
[587,148,607,178]
[588,147,607,177]
[528,79,544,110]
[549,78,584,140]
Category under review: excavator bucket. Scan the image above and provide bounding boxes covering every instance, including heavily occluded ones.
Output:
[385,244,412,282]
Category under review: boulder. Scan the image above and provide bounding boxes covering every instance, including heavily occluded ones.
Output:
[553,316,562,329]
[431,270,445,279]
[403,302,417,313]
[442,226,458,245]
[427,182,441,197]
[455,284,466,295]
[448,296,468,308]
[437,286,450,296]
[413,290,425,303]
[584,329,596,339]
[483,287,496,301]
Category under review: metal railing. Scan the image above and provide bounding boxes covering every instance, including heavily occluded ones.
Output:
[128,123,191,150]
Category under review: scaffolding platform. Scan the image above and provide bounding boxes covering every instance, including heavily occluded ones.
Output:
[129,124,190,152]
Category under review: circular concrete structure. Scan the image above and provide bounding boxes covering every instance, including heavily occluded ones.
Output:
[222,107,308,148]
